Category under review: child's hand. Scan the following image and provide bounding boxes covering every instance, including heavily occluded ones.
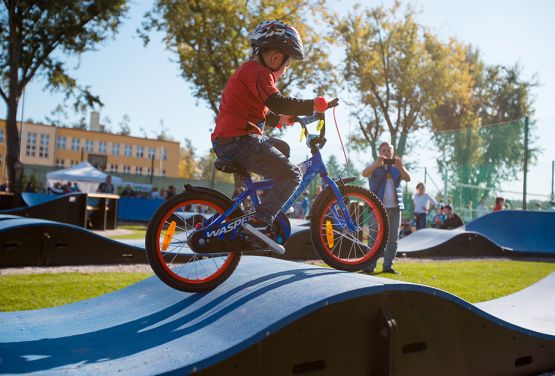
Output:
[276,115,297,128]
[314,97,339,113]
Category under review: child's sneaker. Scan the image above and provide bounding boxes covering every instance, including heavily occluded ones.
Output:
[243,216,285,255]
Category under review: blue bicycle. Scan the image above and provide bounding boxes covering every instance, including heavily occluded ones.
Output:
[146,101,389,292]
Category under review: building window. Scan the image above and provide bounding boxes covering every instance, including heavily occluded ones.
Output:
[136,145,144,158]
[39,134,49,158]
[161,169,166,176]
[99,141,107,154]
[124,144,132,157]
[85,140,94,152]
[72,137,80,151]
[148,147,156,159]
[112,143,120,156]
[0,129,4,143]
[161,147,167,161]
[123,165,131,173]
[135,166,143,175]
[110,164,118,173]
[71,160,78,166]
[26,132,37,157]
[56,136,66,150]
[55,159,65,168]
[147,167,152,175]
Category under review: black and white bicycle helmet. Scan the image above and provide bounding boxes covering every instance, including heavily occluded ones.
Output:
[249,20,305,61]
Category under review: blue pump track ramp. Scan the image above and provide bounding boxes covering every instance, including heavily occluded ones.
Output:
[1,257,555,375]
[0,216,147,266]
[398,210,555,258]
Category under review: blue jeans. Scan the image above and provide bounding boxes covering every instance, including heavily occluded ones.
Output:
[367,207,401,271]
[213,135,301,224]
[415,212,427,230]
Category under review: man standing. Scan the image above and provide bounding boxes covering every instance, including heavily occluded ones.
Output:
[97,175,114,194]
[440,205,464,229]
[413,182,437,230]
[362,142,411,274]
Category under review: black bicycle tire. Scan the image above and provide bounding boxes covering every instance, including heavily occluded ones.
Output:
[145,191,242,292]
[310,185,390,271]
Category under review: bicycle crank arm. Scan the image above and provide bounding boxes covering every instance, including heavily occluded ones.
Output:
[243,224,286,255]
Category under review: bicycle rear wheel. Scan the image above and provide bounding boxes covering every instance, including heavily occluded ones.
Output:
[310,185,389,271]
[145,190,242,292]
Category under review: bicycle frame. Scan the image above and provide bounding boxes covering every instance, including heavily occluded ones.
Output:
[208,145,357,232]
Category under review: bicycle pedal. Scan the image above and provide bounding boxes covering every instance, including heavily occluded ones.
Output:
[243,224,286,255]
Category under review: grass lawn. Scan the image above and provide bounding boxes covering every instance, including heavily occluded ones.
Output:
[1,259,554,312]
[372,258,555,303]
[110,224,147,239]
[0,272,150,312]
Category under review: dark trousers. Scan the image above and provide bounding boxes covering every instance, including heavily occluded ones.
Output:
[415,212,427,230]
[213,134,301,224]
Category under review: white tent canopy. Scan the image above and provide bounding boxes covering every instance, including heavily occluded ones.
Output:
[46,161,122,193]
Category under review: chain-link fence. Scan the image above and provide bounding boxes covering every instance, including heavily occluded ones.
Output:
[402,118,555,225]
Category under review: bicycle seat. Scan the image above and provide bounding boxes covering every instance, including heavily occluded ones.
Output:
[214,158,248,177]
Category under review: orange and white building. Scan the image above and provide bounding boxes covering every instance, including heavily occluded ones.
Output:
[0,117,180,182]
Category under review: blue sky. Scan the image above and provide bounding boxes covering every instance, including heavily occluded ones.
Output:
[2,0,555,198]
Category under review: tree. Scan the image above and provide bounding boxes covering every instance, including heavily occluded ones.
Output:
[332,2,472,158]
[196,149,233,185]
[141,1,334,189]
[431,57,538,207]
[118,113,131,136]
[141,0,332,115]
[0,1,128,196]
[178,138,199,179]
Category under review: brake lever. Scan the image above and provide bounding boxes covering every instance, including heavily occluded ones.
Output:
[327,98,339,109]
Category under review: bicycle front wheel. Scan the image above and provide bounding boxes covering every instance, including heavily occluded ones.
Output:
[310,185,389,271]
[145,190,242,292]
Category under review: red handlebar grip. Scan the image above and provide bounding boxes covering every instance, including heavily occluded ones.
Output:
[314,97,328,112]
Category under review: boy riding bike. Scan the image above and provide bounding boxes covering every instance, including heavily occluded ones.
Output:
[211,20,332,248]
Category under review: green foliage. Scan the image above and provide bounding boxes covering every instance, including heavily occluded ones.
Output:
[140,0,333,116]
[118,113,132,136]
[178,138,200,179]
[0,272,150,311]
[332,2,473,158]
[0,1,128,194]
[432,61,538,206]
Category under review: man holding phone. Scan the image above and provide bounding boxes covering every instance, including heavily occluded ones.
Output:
[362,142,411,274]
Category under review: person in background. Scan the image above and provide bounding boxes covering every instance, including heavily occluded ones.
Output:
[493,196,504,211]
[150,187,162,199]
[475,199,488,218]
[165,185,176,200]
[440,205,464,229]
[71,182,80,192]
[462,201,474,223]
[432,204,446,228]
[361,141,411,275]
[120,184,135,197]
[0,181,8,192]
[97,175,114,194]
[413,182,437,230]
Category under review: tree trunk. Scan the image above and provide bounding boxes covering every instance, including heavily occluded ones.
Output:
[396,131,408,157]
[5,99,23,199]
[6,1,24,203]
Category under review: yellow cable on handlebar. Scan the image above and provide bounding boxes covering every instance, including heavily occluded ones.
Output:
[316,119,324,131]
[299,127,308,142]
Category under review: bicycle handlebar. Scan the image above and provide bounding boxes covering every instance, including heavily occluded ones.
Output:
[294,98,339,126]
